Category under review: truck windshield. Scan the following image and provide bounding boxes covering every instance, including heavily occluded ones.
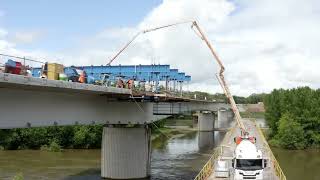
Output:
[236,159,262,170]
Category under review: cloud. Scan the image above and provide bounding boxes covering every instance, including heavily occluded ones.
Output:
[12,30,45,44]
[0,28,7,38]
[85,0,320,96]
[2,0,320,96]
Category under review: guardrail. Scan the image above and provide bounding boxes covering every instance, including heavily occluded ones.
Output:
[194,124,237,180]
[194,148,220,180]
[194,119,286,180]
[255,121,287,180]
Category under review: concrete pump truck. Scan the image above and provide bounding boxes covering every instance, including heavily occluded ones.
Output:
[106,20,267,179]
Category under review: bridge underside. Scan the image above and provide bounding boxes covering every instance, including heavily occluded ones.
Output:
[0,88,161,129]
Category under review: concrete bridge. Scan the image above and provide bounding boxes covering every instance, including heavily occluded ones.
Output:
[0,73,232,179]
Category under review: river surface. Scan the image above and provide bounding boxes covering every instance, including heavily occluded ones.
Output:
[1,118,319,179]
[0,130,226,180]
[272,147,320,180]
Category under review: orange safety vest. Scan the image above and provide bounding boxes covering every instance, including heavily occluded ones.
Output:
[127,79,134,89]
[79,72,86,83]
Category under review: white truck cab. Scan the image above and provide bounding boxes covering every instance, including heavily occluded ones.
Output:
[232,139,267,180]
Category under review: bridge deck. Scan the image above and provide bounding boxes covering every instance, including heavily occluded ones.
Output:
[0,73,197,102]
[208,119,278,180]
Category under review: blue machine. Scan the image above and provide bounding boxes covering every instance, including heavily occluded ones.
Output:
[31,64,191,92]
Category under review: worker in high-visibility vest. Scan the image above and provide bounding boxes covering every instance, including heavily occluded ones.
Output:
[127,79,134,89]
[116,78,124,88]
[78,70,87,83]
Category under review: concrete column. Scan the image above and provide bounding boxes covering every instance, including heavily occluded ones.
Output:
[227,109,234,119]
[101,125,151,179]
[198,132,214,151]
[217,109,228,129]
[198,111,214,131]
[218,109,228,122]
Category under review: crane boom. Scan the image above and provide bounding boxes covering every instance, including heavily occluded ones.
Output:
[106,21,247,134]
[191,21,246,133]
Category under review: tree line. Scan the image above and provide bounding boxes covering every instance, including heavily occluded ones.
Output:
[183,91,266,104]
[0,120,166,150]
[264,87,320,149]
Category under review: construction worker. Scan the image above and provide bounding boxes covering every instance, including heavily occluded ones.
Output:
[116,78,124,88]
[127,79,134,89]
[78,70,87,83]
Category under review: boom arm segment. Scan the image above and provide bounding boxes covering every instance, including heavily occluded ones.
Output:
[106,21,246,133]
[191,21,246,133]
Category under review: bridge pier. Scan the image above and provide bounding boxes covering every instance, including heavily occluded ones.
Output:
[218,109,228,122]
[101,125,151,179]
[217,109,228,129]
[198,111,214,131]
[227,109,234,119]
[217,109,233,129]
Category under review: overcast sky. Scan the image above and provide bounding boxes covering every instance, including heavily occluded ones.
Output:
[0,0,319,96]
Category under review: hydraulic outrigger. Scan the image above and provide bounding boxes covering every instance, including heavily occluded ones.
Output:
[107,20,247,135]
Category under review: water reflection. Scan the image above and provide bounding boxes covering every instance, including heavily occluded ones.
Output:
[151,131,226,180]
[0,130,227,180]
[198,132,214,151]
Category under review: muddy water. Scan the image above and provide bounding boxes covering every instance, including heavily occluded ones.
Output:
[1,118,316,179]
[0,131,226,180]
[272,147,320,180]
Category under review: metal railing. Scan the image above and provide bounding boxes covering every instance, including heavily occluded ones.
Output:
[194,125,237,180]
[255,121,287,180]
[194,148,220,180]
[194,119,287,180]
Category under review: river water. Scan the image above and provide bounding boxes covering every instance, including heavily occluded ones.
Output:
[0,130,226,180]
[272,147,320,180]
[1,118,319,179]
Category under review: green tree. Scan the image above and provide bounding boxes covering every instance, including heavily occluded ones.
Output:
[275,113,306,149]
[264,89,283,136]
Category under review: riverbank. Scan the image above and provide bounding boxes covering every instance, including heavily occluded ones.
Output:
[0,116,195,152]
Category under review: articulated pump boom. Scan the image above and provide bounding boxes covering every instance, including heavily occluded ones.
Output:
[106,20,247,135]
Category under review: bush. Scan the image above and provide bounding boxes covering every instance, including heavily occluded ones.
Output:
[12,172,23,180]
[273,113,306,149]
[0,125,103,150]
[40,141,62,152]
[49,141,62,152]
